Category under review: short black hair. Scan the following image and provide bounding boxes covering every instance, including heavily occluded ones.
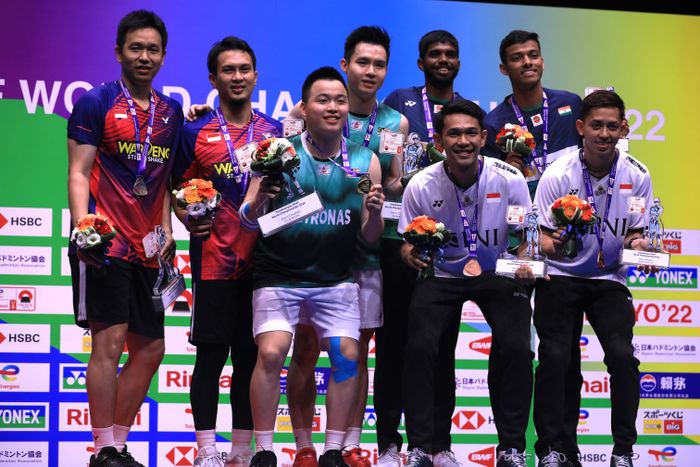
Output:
[301,66,348,103]
[581,89,626,121]
[419,30,459,59]
[499,30,540,64]
[207,36,257,74]
[117,10,168,51]
[343,26,391,63]
[434,99,485,134]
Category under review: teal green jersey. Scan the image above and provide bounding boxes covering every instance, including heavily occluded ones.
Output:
[253,134,373,288]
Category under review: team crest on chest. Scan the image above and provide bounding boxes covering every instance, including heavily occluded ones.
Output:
[350,120,363,130]
[318,164,331,175]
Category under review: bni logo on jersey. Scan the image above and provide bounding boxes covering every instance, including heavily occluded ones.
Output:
[627,267,698,289]
[0,404,48,430]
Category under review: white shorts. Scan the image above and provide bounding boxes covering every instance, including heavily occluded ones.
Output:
[353,269,383,329]
[253,283,361,341]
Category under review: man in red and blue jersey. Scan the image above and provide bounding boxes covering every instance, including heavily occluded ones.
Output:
[172,36,282,467]
[67,10,182,467]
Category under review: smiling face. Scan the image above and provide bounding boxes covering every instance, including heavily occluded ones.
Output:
[577,106,624,166]
[209,49,258,106]
[300,79,349,137]
[499,39,543,90]
[341,42,388,100]
[419,41,460,87]
[116,27,165,86]
[436,113,486,175]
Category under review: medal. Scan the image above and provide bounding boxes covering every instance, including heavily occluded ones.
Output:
[463,258,482,277]
[133,175,148,197]
[356,174,372,194]
[597,249,605,269]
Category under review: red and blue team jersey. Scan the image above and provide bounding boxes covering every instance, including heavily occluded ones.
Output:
[173,111,282,281]
[67,80,183,267]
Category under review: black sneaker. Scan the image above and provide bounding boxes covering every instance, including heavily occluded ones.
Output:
[537,451,568,467]
[319,450,348,467]
[496,449,527,467]
[405,448,432,467]
[610,453,636,467]
[120,446,145,467]
[250,450,277,467]
[89,446,131,467]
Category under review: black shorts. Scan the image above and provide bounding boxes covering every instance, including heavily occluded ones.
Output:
[69,255,164,338]
[190,278,253,345]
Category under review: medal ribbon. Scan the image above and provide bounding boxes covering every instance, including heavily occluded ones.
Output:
[579,148,619,268]
[305,132,357,178]
[215,108,255,196]
[119,80,156,179]
[510,91,549,171]
[452,158,483,259]
[343,101,378,148]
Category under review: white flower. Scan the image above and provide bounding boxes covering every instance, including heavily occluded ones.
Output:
[504,123,515,131]
[206,193,220,210]
[186,202,206,218]
[70,228,80,242]
[280,151,294,164]
[75,232,87,249]
[435,222,445,231]
[86,232,101,247]
[176,189,185,201]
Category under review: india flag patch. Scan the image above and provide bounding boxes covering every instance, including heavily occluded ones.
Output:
[557,105,572,116]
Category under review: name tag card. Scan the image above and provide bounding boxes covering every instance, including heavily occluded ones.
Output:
[258,192,324,237]
[381,201,402,221]
[234,142,256,173]
[496,258,548,278]
[283,118,305,137]
[620,249,670,269]
[380,130,404,155]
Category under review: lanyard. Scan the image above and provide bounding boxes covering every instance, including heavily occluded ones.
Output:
[452,158,483,258]
[119,80,156,178]
[579,148,619,268]
[344,101,378,148]
[510,91,549,171]
[215,108,255,195]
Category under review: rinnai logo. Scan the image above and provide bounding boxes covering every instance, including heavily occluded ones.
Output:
[0,286,36,311]
[468,447,495,467]
[648,446,676,462]
[0,323,50,353]
[60,402,147,431]
[469,336,492,355]
[0,403,49,430]
[0,207,52,237]
[159,365,233,393]
[581,374,609,396]
[452,410,486,430]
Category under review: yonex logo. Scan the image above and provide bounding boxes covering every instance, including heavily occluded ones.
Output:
[568,188,579,196]
[432,200,444,207]
[405,100,416,107]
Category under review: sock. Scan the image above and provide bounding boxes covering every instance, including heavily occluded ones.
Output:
[343,427,361,450]
[195,429,217,449]
[324,430,345,453]
[112,424,130,451]
[294,428,314,450]
[254,430,274,452]
[231,429,254,454]
[92,425,115,454]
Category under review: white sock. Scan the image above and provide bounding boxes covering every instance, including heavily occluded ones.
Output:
[92,425,114,454]
[254,430,274,452]
[112,424,130,451]
[231,429,254,454]
[324,430,345,453]
[294,428,314,450]
[195,429,217,449]
[343,427,361,450]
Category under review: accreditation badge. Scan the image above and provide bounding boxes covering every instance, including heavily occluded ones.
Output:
[283,118,304,137]
[234,142,257,173]
[379,129,404,155]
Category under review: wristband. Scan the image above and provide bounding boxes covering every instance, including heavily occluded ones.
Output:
[239,201,259,231]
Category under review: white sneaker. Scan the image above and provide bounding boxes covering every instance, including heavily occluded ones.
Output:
[195,446,225,467]
[225,449,254,467]
[433,450,462,467]
[377,444,401,467]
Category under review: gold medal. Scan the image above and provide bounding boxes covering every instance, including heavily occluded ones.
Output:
[463,258,482,277]
[133,175,148,196]
[356,174,372,195]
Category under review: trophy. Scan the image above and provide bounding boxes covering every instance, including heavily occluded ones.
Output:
[620,197,671,269]
[402,132,425,175]
[148,226,186,313]
[496,204,548,278]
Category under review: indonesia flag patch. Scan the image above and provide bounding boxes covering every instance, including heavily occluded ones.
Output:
[207,134,222,142]
[486,192,501,203]
[619,182,633,192]
[557,105,572,116]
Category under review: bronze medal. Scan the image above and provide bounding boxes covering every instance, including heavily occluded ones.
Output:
[133,175,148,196]
[463,258,482,277]
[356,174,372,195]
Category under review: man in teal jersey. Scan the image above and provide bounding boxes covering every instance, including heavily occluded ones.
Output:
[240,66,384,467]
[284,26,408,467]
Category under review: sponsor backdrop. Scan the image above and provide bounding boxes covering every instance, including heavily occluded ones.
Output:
[1,1,698,466]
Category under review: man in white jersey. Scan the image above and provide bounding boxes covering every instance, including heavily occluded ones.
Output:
[533,90,656,467]
[398,99,534,467]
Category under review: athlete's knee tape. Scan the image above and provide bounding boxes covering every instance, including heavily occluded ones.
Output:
[328,336,357,383]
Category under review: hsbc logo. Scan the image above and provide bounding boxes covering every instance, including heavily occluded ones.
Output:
[452,410,486,430]
[468,447,495,467]
[469,336,492,355]
[175,251,191,277]
[165,445,198,466]
[0,324,50,353]
[0,207,52,237]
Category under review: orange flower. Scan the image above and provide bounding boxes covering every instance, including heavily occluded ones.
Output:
[184,186,203,204]
[76,214,96,231]
[406,215,438,234]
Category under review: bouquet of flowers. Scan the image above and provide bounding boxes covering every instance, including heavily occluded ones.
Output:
[250,137,299,175]
[400,142,446,187]
[496,123,536,162]
[403,215,452,278]
[549,194,597,258]
[173,178,221,219]
[71,214,116,250]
